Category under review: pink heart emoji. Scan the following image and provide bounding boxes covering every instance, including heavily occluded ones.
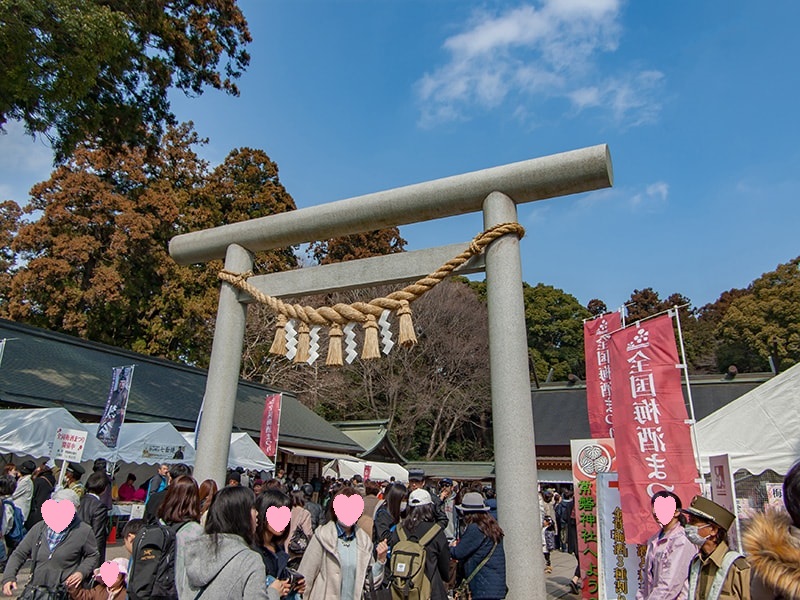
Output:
[654,495,677,527]
[41,498,75,533]
[266,505,291,532]
[99,561,120,586]
[333,494,364,527]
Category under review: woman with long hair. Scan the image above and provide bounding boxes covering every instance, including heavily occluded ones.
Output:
[254,489,306,600]
[388,488,451,600]
[635,491,696,600]
[287,490,313,561]
[374,483,407,544]
[184,486,268,599]
[299,486,388,600]
[449,492,506,600]
[155,475,203,600]
[198,479,217,527]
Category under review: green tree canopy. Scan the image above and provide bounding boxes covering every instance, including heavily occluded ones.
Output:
[716,257,800,373]
[2,123,296,365]
[0,0,250,161]
[523,283,591,381]
[586,298,608,317]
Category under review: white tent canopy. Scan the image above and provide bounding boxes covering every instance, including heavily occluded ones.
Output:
[0,408,86,460]
[181,432,274,472]
[324,458,408,483]
[697,362,800,476]
[83,422,195,466]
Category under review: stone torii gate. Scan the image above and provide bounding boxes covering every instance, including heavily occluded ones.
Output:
[169,144,613,600]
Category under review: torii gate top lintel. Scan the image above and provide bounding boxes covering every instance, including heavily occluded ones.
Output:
[169,144,612,265]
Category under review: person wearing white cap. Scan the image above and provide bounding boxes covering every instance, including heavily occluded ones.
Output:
[1,488,99,596]
[388,489,451,600]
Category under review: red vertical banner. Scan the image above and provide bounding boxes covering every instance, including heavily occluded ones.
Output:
[363,465,372,480]
[571,438,616,599]
[609,314,700,545]
[259,393,283,458]
[584,311,623,438]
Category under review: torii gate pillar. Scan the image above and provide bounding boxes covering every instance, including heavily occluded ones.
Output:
[483,192,548,592]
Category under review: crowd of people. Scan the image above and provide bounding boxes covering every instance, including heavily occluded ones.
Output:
[1,457,799,599]
[0,464,508,600]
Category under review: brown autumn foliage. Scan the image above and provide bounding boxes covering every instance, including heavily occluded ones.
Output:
[2,123,296,366]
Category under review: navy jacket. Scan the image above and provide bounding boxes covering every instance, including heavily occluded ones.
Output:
[450,523,506,600]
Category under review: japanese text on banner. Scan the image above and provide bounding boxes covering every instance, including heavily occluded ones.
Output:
[584,312,623,439]
[608,314,700,545]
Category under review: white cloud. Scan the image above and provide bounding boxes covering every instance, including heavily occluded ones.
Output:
[416,0,663,128]
[631,181,669,209]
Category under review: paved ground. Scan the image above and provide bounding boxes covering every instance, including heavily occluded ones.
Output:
[5,542,581,599]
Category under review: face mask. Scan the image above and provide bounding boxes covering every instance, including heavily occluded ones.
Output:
[684,524,710,546]
[400,502,408,512]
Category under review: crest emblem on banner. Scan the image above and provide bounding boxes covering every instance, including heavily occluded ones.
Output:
[576,443,613,478]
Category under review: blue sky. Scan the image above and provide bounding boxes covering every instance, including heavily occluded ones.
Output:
[2,0,799,311]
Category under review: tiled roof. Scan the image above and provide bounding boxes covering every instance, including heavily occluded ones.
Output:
[531,374,773,447]
[331,420,407,463]
[0,318,363,454]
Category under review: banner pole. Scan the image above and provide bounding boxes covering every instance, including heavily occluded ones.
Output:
[671,307,704,480]
[274,393,282,474]
[117,365,135,442]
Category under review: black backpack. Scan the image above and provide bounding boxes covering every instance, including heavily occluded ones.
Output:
[128,521,187,600]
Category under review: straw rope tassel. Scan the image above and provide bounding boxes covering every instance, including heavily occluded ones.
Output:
[326,324,344,366]
[269,315,288,356]
[294,322,311,363]
[397,300,417,348]
[361,315,380,359]
[218,223,525,364]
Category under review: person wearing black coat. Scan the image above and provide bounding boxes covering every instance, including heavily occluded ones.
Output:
[91,459,114,511]
[78,472,110,564]
[24,463,55,530]
[373,483,406,545]
[407,470,449,531]
[388,489,451,600]
[449,493,507,600]
[254,489,306,599]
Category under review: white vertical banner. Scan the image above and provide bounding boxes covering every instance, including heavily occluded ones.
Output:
[709,454,741,552]
[596,472,643,600]
[194,395,205,447]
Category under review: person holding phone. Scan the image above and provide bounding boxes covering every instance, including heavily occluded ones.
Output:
[254,489,306,600]
[299,486,388,600]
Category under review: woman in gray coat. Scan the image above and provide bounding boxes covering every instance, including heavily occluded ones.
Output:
[184,486,269,599]
[1,488,99,596]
